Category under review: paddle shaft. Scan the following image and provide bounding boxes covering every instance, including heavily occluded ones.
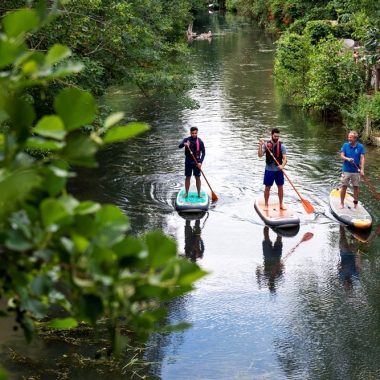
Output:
[185,144,218,201]
[283,232,313,261]
[350,160,380,202]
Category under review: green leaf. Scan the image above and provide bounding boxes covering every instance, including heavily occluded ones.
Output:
[3,9,39,38]
[0,168,41,217]
[5,230,33,251]
[145,231,176,267]
[103,122,150,144]
[26,137,65,151]
[45,44,71,66]
[40,198,70,230]
[31,275,53,296]
[34,115,66,140]
[6,97,36,139]
[48,318,78,329]
[103,112,125,129]
[47,61,84,78]
[75,201,101,215]
[60,135,98,166]
[0,39,25,69]
[96,205,128,225]
[54,88,97,131]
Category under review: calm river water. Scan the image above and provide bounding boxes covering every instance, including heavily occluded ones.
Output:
[2,12,380,380]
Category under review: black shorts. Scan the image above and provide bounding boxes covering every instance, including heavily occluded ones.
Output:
[185,161,201,177]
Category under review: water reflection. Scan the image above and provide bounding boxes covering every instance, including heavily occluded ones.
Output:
[179,212,208,261]
[338,225,361,291]
[256,226,284,293]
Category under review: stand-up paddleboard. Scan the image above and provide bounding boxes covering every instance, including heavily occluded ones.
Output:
[175,188,210,213]
[271,224,300,238]
[329,188,372,229]
[254,198,300,228]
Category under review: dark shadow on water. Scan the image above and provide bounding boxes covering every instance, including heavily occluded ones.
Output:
[271,224,300,238]
[256,226,284,293]
[178,212,208,262]
[339,225,361,291]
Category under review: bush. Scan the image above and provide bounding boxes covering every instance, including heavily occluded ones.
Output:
[274,32,312,104]
[343,92,380,132]
[304,37,365,114]
[304,20,335,44]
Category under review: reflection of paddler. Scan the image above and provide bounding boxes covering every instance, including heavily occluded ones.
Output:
[256,226,284,293]
[339,225,361,290]
[184,219,205,261]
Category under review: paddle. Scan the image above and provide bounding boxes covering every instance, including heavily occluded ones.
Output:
[349,160,380,202]
[261,141,315,214]
[283,232,314,261]
[185,144,218,202]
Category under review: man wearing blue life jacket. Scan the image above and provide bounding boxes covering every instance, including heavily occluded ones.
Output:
[258,128,287,211]
[340,130,365,209]
[178,127,206,197]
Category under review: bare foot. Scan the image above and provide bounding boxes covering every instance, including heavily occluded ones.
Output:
[198,194,201,198]
[339,204,344,209]
[184,193,188,198]
[263,205,269,211]
[280,204,287,210]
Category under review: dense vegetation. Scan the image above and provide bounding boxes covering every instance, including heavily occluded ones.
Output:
[227,0,380,134]
[0,1,208,378]
[0,0,206,108]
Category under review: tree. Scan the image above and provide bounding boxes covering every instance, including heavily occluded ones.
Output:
[304,37,364,115]
[0,4,206,377]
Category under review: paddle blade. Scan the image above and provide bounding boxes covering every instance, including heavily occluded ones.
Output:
[211,191,218,202]
[302,232,314,242]
[301,198,315,214]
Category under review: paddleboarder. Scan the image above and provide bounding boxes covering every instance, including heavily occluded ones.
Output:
[339,130,365,209]
[258,128,288,211]
[179,127,206,198]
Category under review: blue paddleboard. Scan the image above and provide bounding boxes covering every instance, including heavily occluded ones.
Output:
[175,188,210,213]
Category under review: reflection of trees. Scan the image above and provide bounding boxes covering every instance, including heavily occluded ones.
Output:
[273,228,380,379]
[144,295,191,378]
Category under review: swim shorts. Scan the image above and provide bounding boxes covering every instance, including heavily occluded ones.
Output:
[341,172,360,187]
[185,161,201,177]
[264,170,284,186]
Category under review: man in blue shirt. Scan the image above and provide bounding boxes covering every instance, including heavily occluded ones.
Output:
[340,131,365,209]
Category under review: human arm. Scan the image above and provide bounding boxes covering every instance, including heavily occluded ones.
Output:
[178,138,190,149]
[258,140,264,157]
[277,153,287,170]
[198,140,205,166]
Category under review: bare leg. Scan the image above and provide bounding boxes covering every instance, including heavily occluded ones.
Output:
[195,176,201,197]
[353,186,359,208]
[185,176,191,197]
[264,186,271,210]
[278,185,286,209]
[340,185,347,208]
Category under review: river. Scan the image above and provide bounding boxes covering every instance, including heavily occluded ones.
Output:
[2,11,380,380]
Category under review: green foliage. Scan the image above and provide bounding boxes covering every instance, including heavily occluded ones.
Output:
[274,32,312,105]
[304,20,334,44]
[304,37,365,114]
[2,0,196,106]
[0,3,206,358]
[343,92,380,132]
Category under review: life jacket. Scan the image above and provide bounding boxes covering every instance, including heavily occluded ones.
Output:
[265,140,282,165]
[186,138,201,160]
